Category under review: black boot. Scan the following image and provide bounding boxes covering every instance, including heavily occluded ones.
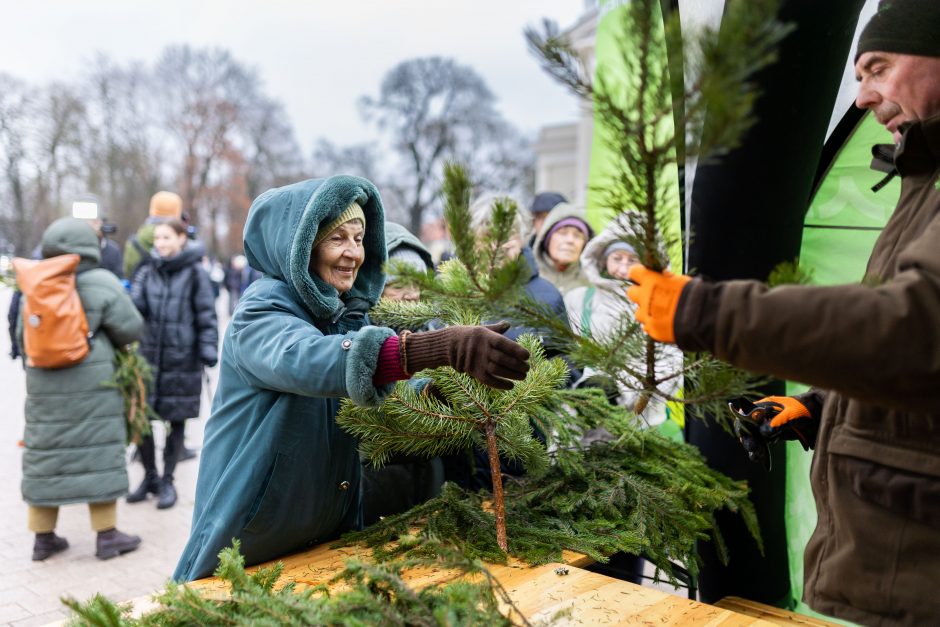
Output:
[32,532,69,561]
[156,477,177,510]
[126,470,160,503]
[95,528,141,560]
[179,446,198,462]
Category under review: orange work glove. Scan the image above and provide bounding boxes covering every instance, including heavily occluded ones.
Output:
[755,396,819,451]
[626,265,691,343]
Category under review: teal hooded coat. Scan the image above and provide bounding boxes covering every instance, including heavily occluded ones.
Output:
[174,176,395,581]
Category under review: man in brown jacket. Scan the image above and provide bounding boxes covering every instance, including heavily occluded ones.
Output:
[628,2,940,625]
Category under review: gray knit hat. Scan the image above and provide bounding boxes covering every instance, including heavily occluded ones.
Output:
[855,0,940,62]
[385,247,428,283]
[603,241,636,261]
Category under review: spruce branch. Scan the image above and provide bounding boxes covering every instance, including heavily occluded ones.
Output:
[103,343,156,444]
[63,539,520,626]
[341,426,761,585]
[339,334,558,551]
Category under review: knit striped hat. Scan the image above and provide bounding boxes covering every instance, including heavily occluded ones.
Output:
[313,202,366,248]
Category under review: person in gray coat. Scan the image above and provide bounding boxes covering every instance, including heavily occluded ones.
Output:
[565,223,682,427]
[17,218,144,561]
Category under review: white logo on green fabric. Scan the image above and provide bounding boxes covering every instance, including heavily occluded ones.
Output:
[812,176,893,223]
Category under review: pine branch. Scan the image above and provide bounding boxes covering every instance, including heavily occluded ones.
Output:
[441,162,481,290]
[341,424,761,585]
[103,343,156,445]
[340,334,559,549]
[63,539,519,626]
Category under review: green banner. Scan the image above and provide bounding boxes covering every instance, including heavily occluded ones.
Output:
[585,1,683,272]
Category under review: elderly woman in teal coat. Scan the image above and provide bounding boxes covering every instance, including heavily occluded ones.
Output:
[174,176,530,581]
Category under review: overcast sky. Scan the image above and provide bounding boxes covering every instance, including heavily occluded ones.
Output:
[0,0,586,154]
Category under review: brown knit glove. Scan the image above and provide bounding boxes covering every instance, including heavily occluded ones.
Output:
[401,322,530,390]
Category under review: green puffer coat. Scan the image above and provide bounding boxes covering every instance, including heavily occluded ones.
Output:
[123,222,155,280]
[19,218,144,506]
[174,176,395,582]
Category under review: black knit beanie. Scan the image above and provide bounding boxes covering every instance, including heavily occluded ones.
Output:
[855,0,940,61]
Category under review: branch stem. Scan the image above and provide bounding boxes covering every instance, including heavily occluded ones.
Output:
[485,419,508,552]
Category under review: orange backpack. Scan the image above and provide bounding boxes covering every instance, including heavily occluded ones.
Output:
[12,254,92,369]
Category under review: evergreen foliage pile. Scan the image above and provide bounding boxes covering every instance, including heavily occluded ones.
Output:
[341,417,758,584]
[63,540,520,626]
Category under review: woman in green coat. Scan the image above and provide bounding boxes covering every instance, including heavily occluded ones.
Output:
[19,218,145,561]
[174,176,531,581]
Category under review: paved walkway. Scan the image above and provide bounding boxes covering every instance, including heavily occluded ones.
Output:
[0,287,223,626]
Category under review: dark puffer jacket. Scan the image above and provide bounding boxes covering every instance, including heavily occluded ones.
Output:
[132,242,218,422]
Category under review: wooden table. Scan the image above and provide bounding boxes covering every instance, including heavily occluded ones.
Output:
[189,541,838,626]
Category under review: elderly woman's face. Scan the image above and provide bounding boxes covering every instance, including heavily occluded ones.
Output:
[311,220,364,293]
[547,226,587,266]
[382,283,421,302]
[606,250,640,280]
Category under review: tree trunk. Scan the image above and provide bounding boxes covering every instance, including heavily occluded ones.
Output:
[634,336,656,415]
[485,419,508,552]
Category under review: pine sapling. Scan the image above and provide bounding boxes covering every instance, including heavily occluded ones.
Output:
[523,0,791,426]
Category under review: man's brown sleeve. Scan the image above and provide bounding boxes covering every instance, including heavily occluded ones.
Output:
[673,213,940,413]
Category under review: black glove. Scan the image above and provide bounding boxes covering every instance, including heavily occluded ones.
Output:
[200,346,218,368]
[731,395,820,470]
[753,396,819,451]
[402,322,530,390]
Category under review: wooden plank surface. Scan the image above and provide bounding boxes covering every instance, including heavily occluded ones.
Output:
[187,541,793,625]
[713,597,840,626]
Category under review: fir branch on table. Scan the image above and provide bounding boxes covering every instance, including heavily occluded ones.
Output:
[62,539,522,627]
[103,343,156,445]
[339,424,761,586]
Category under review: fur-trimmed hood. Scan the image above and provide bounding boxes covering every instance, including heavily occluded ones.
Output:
[244,176,387,320]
